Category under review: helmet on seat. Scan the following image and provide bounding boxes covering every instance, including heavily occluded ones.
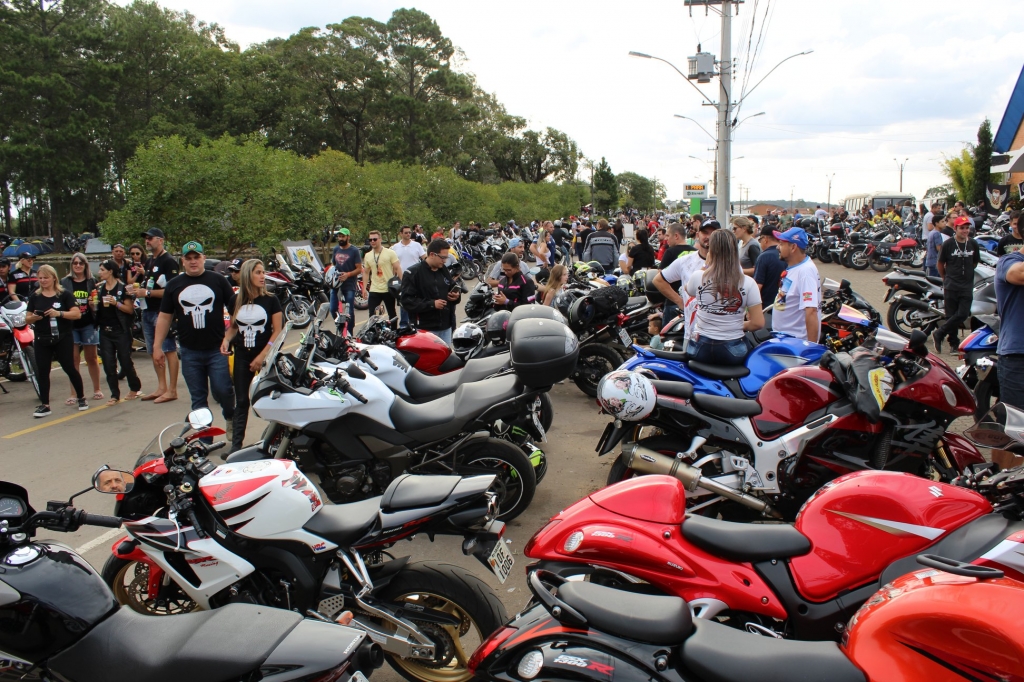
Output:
[452,323,485,360]
[485,311,512,346]
[597,370,657,422]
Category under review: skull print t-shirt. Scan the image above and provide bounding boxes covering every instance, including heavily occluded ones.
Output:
[227,293,281,354]
[159,270,234,350]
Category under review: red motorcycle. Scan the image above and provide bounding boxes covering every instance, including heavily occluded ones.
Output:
[523,463,1024,641]
[867,234,924,272]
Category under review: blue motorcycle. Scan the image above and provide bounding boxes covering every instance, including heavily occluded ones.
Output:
[956,314,999,420]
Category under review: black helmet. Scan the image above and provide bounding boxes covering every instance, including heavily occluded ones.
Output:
[567,296,596,332]
[486,310,512,346]
[387,276,401,299]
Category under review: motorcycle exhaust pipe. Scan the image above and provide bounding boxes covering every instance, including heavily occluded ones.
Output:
[622,443,781,519]
[896,296,944,316]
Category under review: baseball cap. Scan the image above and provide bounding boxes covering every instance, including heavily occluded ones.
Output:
[227,258,244,272]
[141,227,165,239]
[0,258,9,266]
[19,252,35,260]
[773,227,809,250]
[953,216,971,227]
[699,219,721,232]
[508,237,522,249]
[334,227,350,236]
[181,241,204,255]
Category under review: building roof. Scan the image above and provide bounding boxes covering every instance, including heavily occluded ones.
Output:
[994,63,1024,154]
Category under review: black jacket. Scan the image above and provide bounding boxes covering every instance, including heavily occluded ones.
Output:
[495,272,536,311]
[400,261,461,331]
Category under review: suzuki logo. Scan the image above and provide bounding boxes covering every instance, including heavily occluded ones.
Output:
[928,486,943,498]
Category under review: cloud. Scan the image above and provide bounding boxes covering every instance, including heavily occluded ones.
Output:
[112,0,1024,205]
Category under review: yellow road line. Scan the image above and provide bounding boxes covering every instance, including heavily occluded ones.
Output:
[3,403,114,439]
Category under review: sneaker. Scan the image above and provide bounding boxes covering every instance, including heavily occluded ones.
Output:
[931,332,942,354]
[33,405,51,418]
[77,398,89,411]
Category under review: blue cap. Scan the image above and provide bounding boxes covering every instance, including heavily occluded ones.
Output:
[773,227,808,250]
[508,237,522,248]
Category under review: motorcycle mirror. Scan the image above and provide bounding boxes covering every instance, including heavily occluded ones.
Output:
[316,301,331,321]
[92,465,136,495]
[187,408,214,430]
[908,329,928,355]
[840,279,852,291]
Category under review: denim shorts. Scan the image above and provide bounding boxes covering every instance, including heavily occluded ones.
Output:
[72,325,99,346]
[142,309,177,354]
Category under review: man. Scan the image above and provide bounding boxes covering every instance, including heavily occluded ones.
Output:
[814,205,827,221]
[226,258,243,286]
[653,222,695,324]
[771,227,821,342]
[575,220,594,261]
[0,258,10,299]
[792,209,804,225]
[933,216,980,353]
[653,220,719,339]
[493,253,536,311]
[330,228,362,335]
[392,226,426,327]
[110,244,130,282]
[11,253,38,299]
[924,213,950,278]
[362,230,402,323]
[753,225,787,311]
[552,220,572,264]
[412,225,426,244]
[450,221,463,241]
[137,227,180,402]
[95,468,131,493]
[994,240,1024,468]
[400,239,461,345]
[582,218,619,270]
[154,241,235,436]
[487,237,530,286]
[997,210,1024,255]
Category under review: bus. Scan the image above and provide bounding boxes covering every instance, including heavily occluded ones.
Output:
[843,191,915,214]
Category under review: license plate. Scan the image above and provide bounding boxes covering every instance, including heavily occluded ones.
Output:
[488,540,514,584]
[617,327,632,345]
[350,672,370,682]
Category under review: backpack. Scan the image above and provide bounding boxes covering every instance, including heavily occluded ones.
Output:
[590,285,628,316]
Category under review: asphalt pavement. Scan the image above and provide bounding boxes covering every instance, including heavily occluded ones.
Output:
[0,260,954,681]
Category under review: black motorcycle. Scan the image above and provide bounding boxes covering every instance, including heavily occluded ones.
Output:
[0,478,381,682]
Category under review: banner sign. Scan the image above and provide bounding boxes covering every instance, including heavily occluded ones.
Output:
[985,183,1010,214]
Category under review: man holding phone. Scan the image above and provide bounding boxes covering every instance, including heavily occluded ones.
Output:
[400,239,461,345]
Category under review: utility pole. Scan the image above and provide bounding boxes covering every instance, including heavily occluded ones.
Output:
[894,158,908,193]
[825,173,835,210]
[716,0,733,225]
[790,186,794,212]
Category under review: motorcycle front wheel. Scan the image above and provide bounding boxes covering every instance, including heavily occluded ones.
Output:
[818,248,834,264]
[375,562,507,682]
[848,249,870,270]
[354,293,369,310]
[454,438,536,521]
[572,343,622,397]
[4,345,33,383]
[284,297,314,329]
[102,556,199,616]
[460,261,479,281]
[869,255,892,272]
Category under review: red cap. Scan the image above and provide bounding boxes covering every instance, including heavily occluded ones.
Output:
[953,216,971,227]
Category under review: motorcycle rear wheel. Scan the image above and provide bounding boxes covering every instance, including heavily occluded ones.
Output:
[869,256,892,272]
[376,562,507,682]
[102,556,199,616]
[886,296,939,338]
[354,292,369,310]
[284,297,314,329]
[848,249,870,270]
[572,343,622,397]
[455,439,536,521]
[818,248,833,264]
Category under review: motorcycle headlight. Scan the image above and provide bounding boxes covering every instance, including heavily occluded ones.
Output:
[276,355,294,378]
[8,312,26,328]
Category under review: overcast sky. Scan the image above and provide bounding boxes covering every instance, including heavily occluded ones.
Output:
[117,0,1024,205]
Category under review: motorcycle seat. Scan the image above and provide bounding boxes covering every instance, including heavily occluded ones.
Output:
[681,620,865,682]
[623,296,648,312]
[687,360,750,380]
[381,473,461,512]
[556,580,692,645]
[690,393,761,418]
[682,515,811,562]
[390,374,521,441]
[48,603,302,682]
[651,380,694,400]
[302,496,382,545]
[647,348,692,362]
[402,353,511,402]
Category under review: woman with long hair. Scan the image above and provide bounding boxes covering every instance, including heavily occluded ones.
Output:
[221,259,283,452]
[95,260,142,405]
[624,227,656,274]
[26,265,86,417]
[540,263,569,308]
[61,253,103,402]
[684,229,764,366]
[732,217,760,276]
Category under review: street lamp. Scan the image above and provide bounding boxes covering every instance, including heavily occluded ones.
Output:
[628,52,713,104]
[894,158,909,193]
[674,114,716,141]
[733,112,765,130]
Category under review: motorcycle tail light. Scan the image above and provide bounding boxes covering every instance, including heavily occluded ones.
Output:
[563,531,584,553]
[517,650,544,679]
[468,626,517,675]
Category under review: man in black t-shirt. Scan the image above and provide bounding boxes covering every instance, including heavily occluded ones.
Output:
[997,210,1024,256]
[155,241,236,430]
[933,217,981,353]
[138,227,181,402]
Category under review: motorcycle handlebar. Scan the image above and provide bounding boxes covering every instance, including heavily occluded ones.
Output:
[358,348,378,371]
[80,513,123,529]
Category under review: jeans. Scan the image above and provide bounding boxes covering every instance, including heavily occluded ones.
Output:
[99,328,141,399]
[367,291,397,323]
[935,286,972,345]
[998,354,1024,409]
[926,265,940,278]
[142,309,177,354]
[35,335,83,404]
[430,327,453,346]
[230,346,258,451]
[330,288,356,334]
[691,335,748,366]
[178,346,235,421]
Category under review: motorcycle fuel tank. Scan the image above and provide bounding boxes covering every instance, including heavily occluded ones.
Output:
[753,365,842,440]
[396,330,454,375]
[739,336,826,398]
[790,471,990,602]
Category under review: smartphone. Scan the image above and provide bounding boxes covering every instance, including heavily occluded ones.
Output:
[449,285,461,295]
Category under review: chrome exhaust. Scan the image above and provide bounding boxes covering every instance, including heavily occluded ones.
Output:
[622,444,781,519]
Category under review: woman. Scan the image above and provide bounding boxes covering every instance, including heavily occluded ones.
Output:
[61,253,102,402]
[684,230,764,366]
[221,259,283,452]
[624,228,656,274]
[26,265,86,416]
[95,260,142,405]
[125,243,146,289]
[732,217,760,276]
[540,264,569,309]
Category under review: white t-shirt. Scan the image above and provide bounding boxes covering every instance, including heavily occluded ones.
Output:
[661,250,707,339]
[392,240,426,273]
[772,257,821,340]
[814,209,827,220]
[922,211,934,234]
[685,271,761,341]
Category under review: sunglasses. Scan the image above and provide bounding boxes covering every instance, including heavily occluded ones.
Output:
[369,237,380,242]
[73,261,85,266]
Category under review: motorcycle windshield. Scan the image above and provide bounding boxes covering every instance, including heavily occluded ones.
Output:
[134,422,191,471]
[251,321,293,403]
[837,304,872,327]
[966,403,1024,452]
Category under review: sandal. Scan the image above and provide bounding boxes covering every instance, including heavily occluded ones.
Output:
[125,391,142,401]
[105,398,120,407]
[93,391,104,400]
[64,398,77,406]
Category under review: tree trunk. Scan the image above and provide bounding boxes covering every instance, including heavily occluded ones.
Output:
[0,176,11,234]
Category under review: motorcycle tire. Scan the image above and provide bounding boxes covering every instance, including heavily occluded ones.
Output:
[572,343,623,398]
[375,562,507,682]
[460,261,479,281]
[354,293,369,311]
[817,248,833,264]
[848,249,870,271]
[455,438,536,521]
[102,555,199,616]
[4,345,33,383]
[535,392,554,433]
[886,296,939,339]
[284,298,314,329]
[869,256,892,272]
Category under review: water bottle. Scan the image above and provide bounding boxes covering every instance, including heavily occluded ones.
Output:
[49,313,58,336]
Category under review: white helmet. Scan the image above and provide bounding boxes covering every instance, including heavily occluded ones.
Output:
[452,323,485,360]
[597,370,657,422]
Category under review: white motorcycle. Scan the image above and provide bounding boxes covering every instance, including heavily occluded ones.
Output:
[0,297,40,398]
[102,408,509,682]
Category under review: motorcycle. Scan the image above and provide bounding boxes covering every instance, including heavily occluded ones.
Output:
[266,255,315,329]
[0,297,39,398]
[468,554,1021,682]
[956,314,1000,420]
[232,304,577,519]
[100,409,508,682]
[1,477,381,682]
[884,262,996,338]
[867,233,924,272]
[601,330,984,520]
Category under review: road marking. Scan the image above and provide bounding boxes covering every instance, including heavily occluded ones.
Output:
[75,527,124,555]
[2,403,113,439]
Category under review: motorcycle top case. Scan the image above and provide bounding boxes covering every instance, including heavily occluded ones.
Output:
[507,303,566,332]
[644,268,665,305]
[508,318,579,387]
[790,470,990,602]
